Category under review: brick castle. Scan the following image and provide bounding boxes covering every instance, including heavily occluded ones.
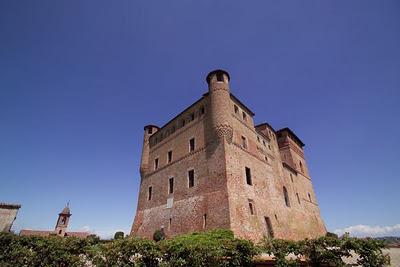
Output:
[131,69,326,241]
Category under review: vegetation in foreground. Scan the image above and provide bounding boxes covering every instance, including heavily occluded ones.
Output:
[0,229,391,267]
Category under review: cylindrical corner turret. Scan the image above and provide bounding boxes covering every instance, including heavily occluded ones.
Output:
[140,125,159,176]
[207,69,233,143]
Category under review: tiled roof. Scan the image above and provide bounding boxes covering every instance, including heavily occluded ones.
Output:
[20,230,54,237]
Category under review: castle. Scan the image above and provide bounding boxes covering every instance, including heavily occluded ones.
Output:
[131,70,326,241]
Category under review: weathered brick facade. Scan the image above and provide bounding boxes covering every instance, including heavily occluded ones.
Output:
[131,70,326,241]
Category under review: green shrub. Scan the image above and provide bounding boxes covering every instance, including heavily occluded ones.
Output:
[160,229,257,267]
[352,238,390,267]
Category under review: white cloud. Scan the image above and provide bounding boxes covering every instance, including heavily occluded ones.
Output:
[79,225,92,232]
[334,224,400,237]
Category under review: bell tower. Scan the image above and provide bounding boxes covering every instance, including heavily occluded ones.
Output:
[55,203,71,237]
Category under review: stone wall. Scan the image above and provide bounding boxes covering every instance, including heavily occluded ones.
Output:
[0,204,20,233]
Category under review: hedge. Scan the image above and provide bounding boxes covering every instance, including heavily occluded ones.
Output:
[0,230,391,267]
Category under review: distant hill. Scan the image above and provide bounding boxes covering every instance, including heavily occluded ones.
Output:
[376,236,400,248]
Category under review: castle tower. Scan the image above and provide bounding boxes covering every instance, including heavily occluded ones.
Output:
[55,204,71,237]
[207,69,233,143]
[140,125,159,177]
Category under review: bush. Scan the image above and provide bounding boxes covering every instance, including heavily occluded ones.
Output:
[0,230,391,267]
[114,231,124,240]
[160,229,257,267]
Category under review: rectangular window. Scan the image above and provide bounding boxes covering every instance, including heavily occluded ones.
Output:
[189,138,195,152]
[234,105,239,114]
[265,156,268,162]
[242,112,247,121]
[169,218,172,230]
[245,167,252,185]
[216,73,224,82]
[203,214,207,229]
[188,169,195,187]
[154,158,159,170]
[148,127,153,134]
[264,217,274,238]
[190,113,195,121]
[200,106,205,115]
[169,178,174,194]
[241,136,247,149]
[167,151,173,163]
[148,186,152,201]
[249,201,255,215]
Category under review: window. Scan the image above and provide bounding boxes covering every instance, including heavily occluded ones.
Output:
[154,158,159,170]
[61,217,66,225]
[190,113,195,121]
[216,73,224,82]
[275,214,278,221]
[308,193,312,202]
[188,169,195,188]
[148,186,152,201]
[263,140,266,147]
[181,119,186,127]
[167,151,173,163]
[257,136,260,142]
[283,186,290,207]
[264,217,274,238]
[265,156,268,162]
[296,193,300,204]
[245,167,252,185]
[59,230,62,234]
[169,218,172,230]
[200,106,205,115]
[290,174,293,183]
[242,112,247,121]
[169,178,174,194]
[241,136,247,149]
[249,201,255,215]
[299,161,304,173]
[203,214,207,229]
[148,127,153,134]
[268,145,271,150]
[189,138,195,152]
[234,105,239,114]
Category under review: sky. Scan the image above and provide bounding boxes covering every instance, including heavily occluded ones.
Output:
[0,1,399,239]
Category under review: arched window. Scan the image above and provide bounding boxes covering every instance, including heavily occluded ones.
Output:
[283,186,290,207]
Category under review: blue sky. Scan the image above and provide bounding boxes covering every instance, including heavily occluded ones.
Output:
[1,1,399,238]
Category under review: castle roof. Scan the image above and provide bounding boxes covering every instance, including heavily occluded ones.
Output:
[276,127,305,147]
[0,202,21,209]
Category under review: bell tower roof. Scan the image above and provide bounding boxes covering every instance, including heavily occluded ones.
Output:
[59,203,71,215]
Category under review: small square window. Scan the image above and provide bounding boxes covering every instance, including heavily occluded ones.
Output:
[189,138,195,152]
[188,169,195,187]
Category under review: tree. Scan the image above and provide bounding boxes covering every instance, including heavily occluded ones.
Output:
[114,231,124,240]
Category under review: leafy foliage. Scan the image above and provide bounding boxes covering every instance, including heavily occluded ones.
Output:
[0,230,392,267]
[113,231,124,240]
